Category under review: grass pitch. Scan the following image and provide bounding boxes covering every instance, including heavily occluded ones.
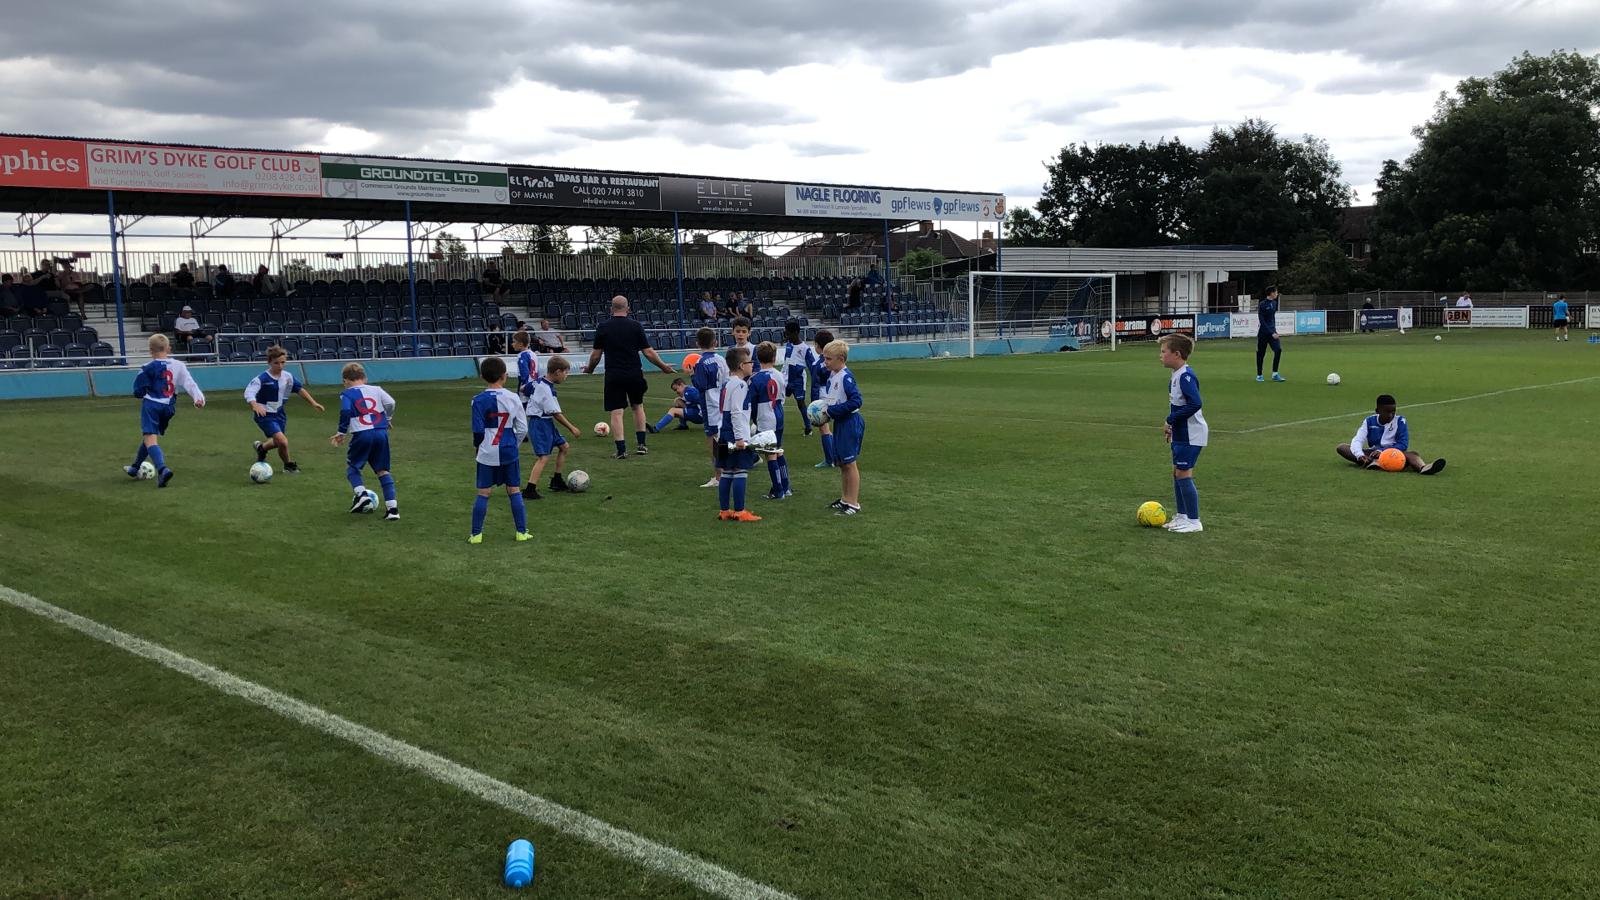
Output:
[2,329,1597,898]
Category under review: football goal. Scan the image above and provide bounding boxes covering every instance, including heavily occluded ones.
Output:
[963,271,1118,357]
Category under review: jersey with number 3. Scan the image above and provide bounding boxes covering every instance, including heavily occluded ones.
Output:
[339,385,396,434]
[472,387,528,465]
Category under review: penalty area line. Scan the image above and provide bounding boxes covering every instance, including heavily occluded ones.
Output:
[0,584,800,900]
[1228,375,1600,435]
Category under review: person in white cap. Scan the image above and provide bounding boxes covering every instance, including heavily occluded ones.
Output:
[173,305,204,351]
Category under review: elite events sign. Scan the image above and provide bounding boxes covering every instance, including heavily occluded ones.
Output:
[321,156,509,204]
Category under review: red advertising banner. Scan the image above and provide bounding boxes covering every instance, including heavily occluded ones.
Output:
[0,136,88,189]
[85,143,322,196]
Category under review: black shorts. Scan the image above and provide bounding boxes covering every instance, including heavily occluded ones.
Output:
[1553,318,1568,328]
[603,373,648,411]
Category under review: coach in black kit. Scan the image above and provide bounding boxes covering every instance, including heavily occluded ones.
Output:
[585,295,676,459]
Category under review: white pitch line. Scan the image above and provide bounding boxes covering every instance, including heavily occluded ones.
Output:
[0,585,799,900]
[1229,375,1600,434]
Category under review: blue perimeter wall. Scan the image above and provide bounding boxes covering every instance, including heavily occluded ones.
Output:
[0,338,1064,402]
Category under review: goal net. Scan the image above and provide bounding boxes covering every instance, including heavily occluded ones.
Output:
[964,271,1118,356]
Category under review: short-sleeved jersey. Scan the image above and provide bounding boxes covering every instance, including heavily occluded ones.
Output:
[1166,364,1208,446]
[782,341,814,390]
[133,358,205,407]
[338,384,395,434]
[823,366,863,420]
[719,376,753,442]
[472,387,528,466]
[730,341,756,363]
[526,377,563,418]
[681,385,702,412]
[1257,297,1278,333]
[1351,414,1408,454]
[592,316,651,374]
[515,350,541,402]
[1553,299,1569,319]
[748,368,785,434]
[244,369,302,415]
[692,352,730,425]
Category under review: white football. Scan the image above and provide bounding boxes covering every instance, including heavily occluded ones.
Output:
[593,421,610,437]
[249,461,273,483]
[806,398,830,426]
[137,460,157,480]
[566,469,590,493]
[354,488,379,513]
[1326,373,1341,386]
[1435,335,1443,342]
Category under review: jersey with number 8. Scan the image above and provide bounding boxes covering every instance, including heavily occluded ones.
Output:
[339,385,396,434]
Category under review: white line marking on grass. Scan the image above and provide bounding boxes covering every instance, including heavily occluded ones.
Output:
[0,585,799,900]
[1229,375,1600,434]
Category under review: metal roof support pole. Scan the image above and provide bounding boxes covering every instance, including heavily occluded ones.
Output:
[404,201,419,354]
[673,211,687,348]
[15,211,50,257]
[106,192,128,362]
[883,219,894,342]
[344,220,383,278]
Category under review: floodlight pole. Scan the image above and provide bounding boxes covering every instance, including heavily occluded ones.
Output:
[106,192,128,362]
[883,219,893,342]
[404,201,419,354]
[673,211,687,347]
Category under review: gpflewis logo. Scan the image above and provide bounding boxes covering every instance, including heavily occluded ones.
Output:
[0,137,88,188]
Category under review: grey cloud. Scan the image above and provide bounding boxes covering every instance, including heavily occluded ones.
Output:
[1318,69,1434,95]
[790,141,863,157]
[1033,99,1118,126]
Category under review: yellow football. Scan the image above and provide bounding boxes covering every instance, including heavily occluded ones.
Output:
[1137,501,1169,527]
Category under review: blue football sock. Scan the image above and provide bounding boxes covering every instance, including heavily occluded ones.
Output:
[509,492,527,533]
[132,444,149,468]
[1173,477,1187,518]
[779,458,791,492]
[794,397,811,429]
[147,444,166,471]
[614,439,626,456]
[655,413,674,432]
[821,434,835,464]
[732,471,748,511]
[718,473,732,510]
[767,458,782,491]
[379,473,397,503]
[1180,477,1200,520]
[346,465,364,490]
[471,495,488,535]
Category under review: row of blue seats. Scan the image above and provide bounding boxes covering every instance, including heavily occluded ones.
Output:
[1,328,101,352]
[189,314,519,335]
[0,343,120,369]
[4,314,87,334]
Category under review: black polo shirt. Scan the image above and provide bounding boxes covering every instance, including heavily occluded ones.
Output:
[593,315,650,375]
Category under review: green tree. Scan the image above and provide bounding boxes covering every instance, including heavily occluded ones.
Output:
[1186,119,1351,268]
[896,248,946,278]
[1001,207,1052,247]
[433,230,468,262]
[505,224,573,255]
[1033,138,1201,246]
[1373,51,1600,289]
[611,227,674,255]
[1278,239,1357,294]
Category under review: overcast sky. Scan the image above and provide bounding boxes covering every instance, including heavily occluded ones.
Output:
[2,0,1598,250]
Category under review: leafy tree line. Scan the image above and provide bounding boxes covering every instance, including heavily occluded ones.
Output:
[1007,51,1600,292]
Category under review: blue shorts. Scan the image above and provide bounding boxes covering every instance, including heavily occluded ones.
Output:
[704,419,720,438]
[529,418,567,457]
[1171,442,1203,471]
[683,406,705,425]
[832,413,865,464]
[140,400,175,436]
[346,430,391,473]
[255,413,286,438]
[786,380,806,398]
[476,460,521,489]
[717,442,758,471]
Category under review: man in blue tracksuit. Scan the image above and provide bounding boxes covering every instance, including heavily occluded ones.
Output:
[1255,286,1284,382]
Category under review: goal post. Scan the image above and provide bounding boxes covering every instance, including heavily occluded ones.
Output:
[964,271,1118,357]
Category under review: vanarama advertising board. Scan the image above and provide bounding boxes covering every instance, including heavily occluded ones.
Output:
[321,156,509,204]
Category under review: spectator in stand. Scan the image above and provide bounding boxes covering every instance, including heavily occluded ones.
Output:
[485,320,506,355]
[514,319,527,332]
[171,263,196,293]
[13,271,49,316]
[57,260,87,318]
[699,291,718,321]
[879,285,897,314]
[252,265,283,298]
[32,260,68,306]
[481,262,511,301]
[846,277,864,311]
[173,305,204,350]
[734,291,755,320]
[1456,291,1473,309]
[0,274,18,316]
[716,292,738,320]
[213,265,236,300]
[535,319,568,353]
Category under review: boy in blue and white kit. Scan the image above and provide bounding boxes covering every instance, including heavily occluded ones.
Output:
[1335,394,1446,474]
[820,339,864,516]
[811,329,837,467]
[716,347,761,522]
[330,362,399,519]
[749,341,791,500]
[523,356,582,499]
[690,326,730,488]
[512,330,541,397]
[1160,334,1207,533]
[126,333,205,488]
[783,319,818,437]
[650,377,703,432]
[248,345,325,474]
[469,356,530,544]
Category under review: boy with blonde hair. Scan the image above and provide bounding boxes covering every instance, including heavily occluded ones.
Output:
[127,333,206,488]
[819,339,864,515]
[1159,333,1207,533]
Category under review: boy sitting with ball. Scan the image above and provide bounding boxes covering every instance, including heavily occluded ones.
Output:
[650,377,703,433]
[1336,394,1446,474]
